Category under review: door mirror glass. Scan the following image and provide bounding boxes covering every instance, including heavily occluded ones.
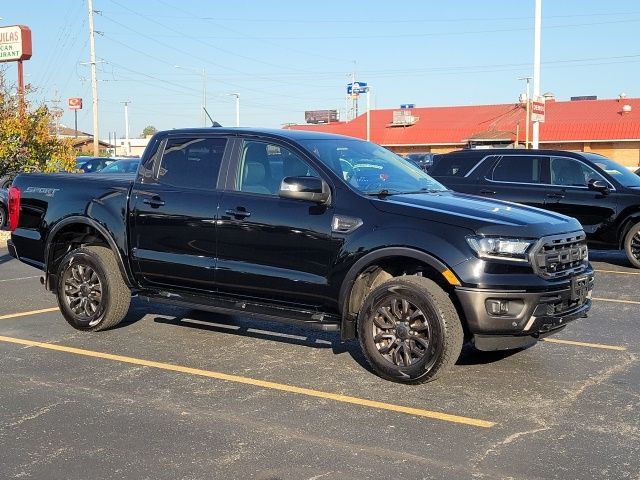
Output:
[588,178,610,193]
[279,176,330,204]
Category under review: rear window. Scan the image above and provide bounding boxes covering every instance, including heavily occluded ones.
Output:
[430,154,482,177]
[490,155,545,183]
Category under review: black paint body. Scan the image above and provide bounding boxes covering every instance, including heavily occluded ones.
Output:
[9,130,593,346]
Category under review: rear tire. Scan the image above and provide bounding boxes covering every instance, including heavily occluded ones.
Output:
[357,276,463,384]
[56,246,131,331]
[0,205,6,229]
[0,175,12,189]
[623,222,640,269]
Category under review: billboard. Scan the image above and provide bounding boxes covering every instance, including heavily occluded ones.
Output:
[347,82,368,95]
[68,98,83,110]
[305,110,339,124]
[0,25,32,63]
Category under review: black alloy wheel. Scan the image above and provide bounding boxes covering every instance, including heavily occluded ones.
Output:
[56,246,131,331]
[624,222,640,269]
[62,262,104,326]
[371,296,435,368]
[357,276,463,384]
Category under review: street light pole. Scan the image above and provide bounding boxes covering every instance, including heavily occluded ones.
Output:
[532,0,542,149]
[365,86,371,141]
[226,93,240,127]
[122,101,130,155]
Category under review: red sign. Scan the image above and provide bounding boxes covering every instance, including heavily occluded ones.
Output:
[531,99,545,123]
[0,25,32,63]
[68,98,83,110]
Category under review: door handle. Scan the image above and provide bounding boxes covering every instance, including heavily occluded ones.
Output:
[143,197,165,208]
[546,193,565,200]
[479,189,496,195]
[225,208,251,219]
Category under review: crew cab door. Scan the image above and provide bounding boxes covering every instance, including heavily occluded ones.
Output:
[216,138,336,306]
[129,135,229,291]
[543,156,617,235]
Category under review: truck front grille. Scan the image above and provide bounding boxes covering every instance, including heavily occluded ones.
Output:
[532,232,588,279]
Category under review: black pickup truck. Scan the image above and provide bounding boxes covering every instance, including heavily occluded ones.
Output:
[7,128,594,383]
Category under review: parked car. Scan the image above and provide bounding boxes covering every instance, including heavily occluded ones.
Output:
[430,148,640,267]
[98,159,140,174]
[76,156,116,173]
[0,188,7,229]
[7,129,593,383]
[403,153,436,172]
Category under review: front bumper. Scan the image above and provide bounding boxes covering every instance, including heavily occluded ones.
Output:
[455,271,593,351]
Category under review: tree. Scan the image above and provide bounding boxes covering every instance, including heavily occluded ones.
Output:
[0,72,75,185]
[141,125,157,138]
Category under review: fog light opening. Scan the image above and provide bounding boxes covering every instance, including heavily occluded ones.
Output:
[485,298,525,317]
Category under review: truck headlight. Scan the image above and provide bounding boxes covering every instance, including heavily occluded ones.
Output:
[466,236,534,262]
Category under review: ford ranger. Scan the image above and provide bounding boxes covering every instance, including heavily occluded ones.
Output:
[7,128,594,383]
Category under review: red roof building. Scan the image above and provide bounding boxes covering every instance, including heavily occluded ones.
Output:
[285,97,640,167]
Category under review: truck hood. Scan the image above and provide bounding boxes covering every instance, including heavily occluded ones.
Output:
[371,191,582,237]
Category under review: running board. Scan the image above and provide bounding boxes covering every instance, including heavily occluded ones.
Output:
[140,291,341,332]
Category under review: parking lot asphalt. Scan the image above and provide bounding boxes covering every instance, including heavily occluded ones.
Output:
[0,248,638,479]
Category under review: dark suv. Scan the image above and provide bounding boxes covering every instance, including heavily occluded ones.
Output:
[403,153,436,172]
[430,149,640,267]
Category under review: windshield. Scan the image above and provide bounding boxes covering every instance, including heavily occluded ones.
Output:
[299,138,447,195]
[584,153,640,187]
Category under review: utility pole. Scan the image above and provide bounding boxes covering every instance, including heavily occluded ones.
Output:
[122,101,131,155]
[50,88,62,137]
[87,0,100,155]
[532,0,542,149]
[518,76,532,148]
[352,65,358,119]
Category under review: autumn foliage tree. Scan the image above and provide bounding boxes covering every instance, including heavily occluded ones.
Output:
[0,71,76,187]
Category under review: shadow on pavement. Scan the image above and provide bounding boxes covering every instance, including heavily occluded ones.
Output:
[152,309,372,373]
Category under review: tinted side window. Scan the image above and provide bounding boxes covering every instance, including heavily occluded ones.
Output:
[550,157,606,187]
[491,155,545,183]
[158,137,226,190]
[236,140,319,196]
[430,155,481,177]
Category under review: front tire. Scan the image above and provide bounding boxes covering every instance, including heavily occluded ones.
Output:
[0,205,6,229]
[357,276,463,384]
[623,222,640,269]
[56,246,131,331]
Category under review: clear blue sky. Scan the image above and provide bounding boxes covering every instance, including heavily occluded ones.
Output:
[2,1,639,139]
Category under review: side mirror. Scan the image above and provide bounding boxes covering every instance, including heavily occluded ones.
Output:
[279,176,331,204]
[588,178,609,194]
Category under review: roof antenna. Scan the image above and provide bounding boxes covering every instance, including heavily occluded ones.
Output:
[203,107,221,127]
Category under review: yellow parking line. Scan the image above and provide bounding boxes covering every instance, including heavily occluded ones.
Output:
[0,307,59,321]
[593,297,640,305]
[0,334,495,428]
[594,269,640,276]
[541,338,627,351]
